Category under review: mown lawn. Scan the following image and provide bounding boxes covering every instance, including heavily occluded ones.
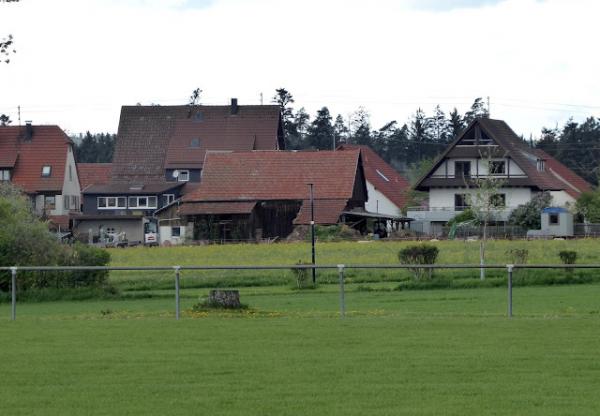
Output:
[2,284,600,415]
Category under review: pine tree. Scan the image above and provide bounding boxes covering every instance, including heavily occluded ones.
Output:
[350,107,372,146]
[307,107,334,150]
[464,97,489,124]
[448,107,465,140]
[333,114,349,147]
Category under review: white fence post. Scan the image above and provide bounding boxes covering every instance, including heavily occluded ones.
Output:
[174,266,181,320]
[11,267,17,321]
[338,264,345,319]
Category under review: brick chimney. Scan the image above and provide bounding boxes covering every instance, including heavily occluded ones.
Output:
[230,98,239,115]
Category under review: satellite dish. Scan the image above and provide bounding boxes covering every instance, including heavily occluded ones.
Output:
[172,170,180,178]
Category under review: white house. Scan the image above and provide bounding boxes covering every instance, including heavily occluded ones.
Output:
[408,118,592,235]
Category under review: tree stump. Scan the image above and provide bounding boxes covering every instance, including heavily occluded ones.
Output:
[208,289,241,309]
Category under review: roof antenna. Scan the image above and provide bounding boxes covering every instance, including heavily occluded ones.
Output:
[487,96,491,118]
[17,105,21,126]
[260,92,263,105]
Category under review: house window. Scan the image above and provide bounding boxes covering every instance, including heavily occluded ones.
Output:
[489,161,506,175]
[98,197,126,209]
[45,196,56,210]
[190,138,200,148]
[0,169,10,181]
[41,166,52,177]
[128,196,157,209]
[490,194,506,208]
[454,194,470,211]
[172,226,181,237]
[178,170,190,182]
[69,165,73,181]
[71,195,79,210]
[164,194,175,205]
[455,161,471,178]
[549,213,559,225]
[537,159,545,172]
[63,195,70,210]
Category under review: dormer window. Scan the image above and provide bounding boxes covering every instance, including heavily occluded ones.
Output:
[537,159,545,172]
[178,170,190,182]
[41,166,52,177]
[0,169,10,181]
[190,138,200,148]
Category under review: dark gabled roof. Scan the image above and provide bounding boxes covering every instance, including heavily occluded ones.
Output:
[77,163,112,191]
[338,144,411,209]
[111,104,283,183]
[0,125,72,193]
[414,118,592,197]
[83,182,184,195]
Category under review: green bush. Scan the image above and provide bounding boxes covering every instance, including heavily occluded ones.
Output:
[398,244,439,280]
[447,209,476,226]
[0,183,111,293]
[559,250,577,274]
[559,250,577,264]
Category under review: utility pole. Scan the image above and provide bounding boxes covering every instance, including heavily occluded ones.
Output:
[309,183,316,283]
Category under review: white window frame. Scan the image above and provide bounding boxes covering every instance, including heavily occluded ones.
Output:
[98,196,127,210]
[41,165,52,177]
[178,170,190,182]
[128,196,157,209]
[0,169,10,181]
[164,194,175,205]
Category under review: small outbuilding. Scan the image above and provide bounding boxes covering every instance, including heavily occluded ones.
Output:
[527,207,574,238]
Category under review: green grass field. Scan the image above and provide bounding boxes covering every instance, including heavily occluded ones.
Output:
[106,239,600,293]
[2,283,600,415]
[2,240,600,415]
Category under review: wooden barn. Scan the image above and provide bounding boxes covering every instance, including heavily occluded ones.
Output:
[160,149,370,241]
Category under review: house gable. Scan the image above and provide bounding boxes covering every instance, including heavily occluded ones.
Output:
[413,118,590,197]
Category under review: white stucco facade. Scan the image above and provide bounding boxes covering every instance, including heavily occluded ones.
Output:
[431,156,526,178]
[365,181,401,217]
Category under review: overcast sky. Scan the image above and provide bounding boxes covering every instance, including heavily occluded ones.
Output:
[1,0,599,138]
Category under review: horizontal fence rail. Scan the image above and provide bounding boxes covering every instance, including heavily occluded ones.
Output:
[3,264,600,321]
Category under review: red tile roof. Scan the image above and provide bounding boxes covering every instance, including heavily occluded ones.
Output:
[77,163,112,191]
[184,150,362,202]
[111,104,283,183]
[0,125,71,193]
[164,109,280,169]
[535,149,593,198]
[338,145,411,209]
[293,199,349,225]
[181,150,364,224]
[179,201,257,215]
[48,215,70,230]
